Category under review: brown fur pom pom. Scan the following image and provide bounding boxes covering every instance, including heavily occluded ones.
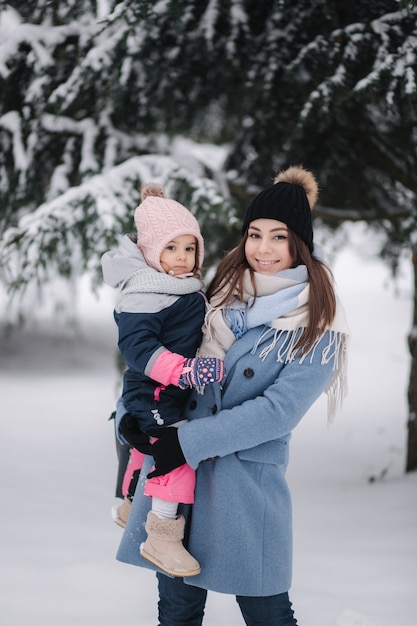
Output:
[274,166,319,209]
[140,183,166,202]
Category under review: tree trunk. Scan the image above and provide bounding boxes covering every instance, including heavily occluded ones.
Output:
[406,247,417,472]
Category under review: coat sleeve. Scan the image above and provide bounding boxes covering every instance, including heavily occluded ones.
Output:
[116,310,185,386]
[178,332,336,469]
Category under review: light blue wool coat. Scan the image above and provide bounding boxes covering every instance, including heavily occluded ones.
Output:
[116,326,337,596]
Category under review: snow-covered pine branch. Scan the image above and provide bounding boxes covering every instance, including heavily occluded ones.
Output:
[0,154,237,311]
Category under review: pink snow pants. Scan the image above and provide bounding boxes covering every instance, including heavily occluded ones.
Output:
[144,462,195,504]
[122,448,145,497]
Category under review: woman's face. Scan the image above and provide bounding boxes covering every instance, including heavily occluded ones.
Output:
[245,218,293,274]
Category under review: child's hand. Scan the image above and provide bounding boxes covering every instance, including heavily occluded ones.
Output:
[179,357,225,388]
[119,413,153,454]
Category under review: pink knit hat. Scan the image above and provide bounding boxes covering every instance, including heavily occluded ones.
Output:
[134,183,204,273]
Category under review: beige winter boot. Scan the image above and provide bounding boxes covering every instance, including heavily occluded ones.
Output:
[140,511,201,577]
[112,497,131,528]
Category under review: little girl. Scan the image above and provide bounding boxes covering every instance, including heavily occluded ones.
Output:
[101,184,224,577]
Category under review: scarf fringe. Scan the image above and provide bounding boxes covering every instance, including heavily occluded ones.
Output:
[257,327,349,424]
[196,326,349,422]
[325,334,349,426]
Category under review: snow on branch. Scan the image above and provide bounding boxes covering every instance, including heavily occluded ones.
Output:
[0,111,29,171]
[0,21,85,78]
[47,18,130,111]
[0,154,235,307]
[42,113,99,175]
[354,11,417,100]
[288,8,417,124]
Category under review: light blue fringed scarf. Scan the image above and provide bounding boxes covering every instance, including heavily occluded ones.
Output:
[198,261,349,423]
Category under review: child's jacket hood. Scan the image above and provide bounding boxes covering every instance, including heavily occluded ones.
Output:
[101,234,145,290]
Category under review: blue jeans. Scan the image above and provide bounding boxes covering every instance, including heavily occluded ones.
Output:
[157,573,298,626]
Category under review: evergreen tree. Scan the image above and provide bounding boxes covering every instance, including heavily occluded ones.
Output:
[1,0,416,469]
[2,2,415,251]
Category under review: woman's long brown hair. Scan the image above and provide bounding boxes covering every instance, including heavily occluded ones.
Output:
[206,229,337,354]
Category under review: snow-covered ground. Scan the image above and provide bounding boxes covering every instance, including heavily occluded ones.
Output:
[1,224,416,626]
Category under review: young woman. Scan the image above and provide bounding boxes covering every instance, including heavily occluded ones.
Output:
[115,166,349,626]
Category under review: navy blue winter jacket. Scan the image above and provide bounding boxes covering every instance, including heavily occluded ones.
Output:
[102,234,206,435]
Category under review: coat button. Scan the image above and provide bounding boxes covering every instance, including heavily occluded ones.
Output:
[212,405,218,414]
[189,400,197,410]
[243,368,254,378]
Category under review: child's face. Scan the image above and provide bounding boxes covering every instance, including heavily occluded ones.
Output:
[245,218,293,274]
[160,234,198,276]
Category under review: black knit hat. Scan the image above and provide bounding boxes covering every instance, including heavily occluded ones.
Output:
[242,181,314,252]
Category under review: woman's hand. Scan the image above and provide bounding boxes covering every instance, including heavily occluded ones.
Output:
[147,427,186,478]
